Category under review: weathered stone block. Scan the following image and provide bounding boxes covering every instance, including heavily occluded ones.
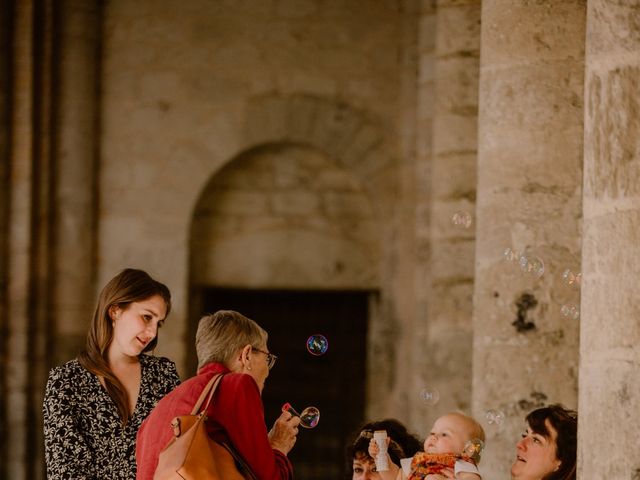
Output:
[585,67,640,198]
[244,95,289,145]
[436,1,481,57]
[271,191,320,216]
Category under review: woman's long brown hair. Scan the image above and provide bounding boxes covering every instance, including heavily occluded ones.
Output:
[77,268,171,425]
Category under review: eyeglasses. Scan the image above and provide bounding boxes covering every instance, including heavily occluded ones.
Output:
[251,347,277,370]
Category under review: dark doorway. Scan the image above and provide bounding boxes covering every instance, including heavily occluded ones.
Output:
[195,288,371,480]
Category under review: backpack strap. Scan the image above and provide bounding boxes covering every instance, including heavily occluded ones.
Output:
[190,373,224,415]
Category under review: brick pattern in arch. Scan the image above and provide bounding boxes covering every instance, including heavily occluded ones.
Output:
[242,93,398,217]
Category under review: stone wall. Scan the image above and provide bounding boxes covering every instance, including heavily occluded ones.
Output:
[97,1,409,375]
[579,0,640,477]
[473,1,586,477]
[191,143,380,290]
[413,0,481,436]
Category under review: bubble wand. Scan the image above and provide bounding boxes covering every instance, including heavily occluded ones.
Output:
[281,402,320,429]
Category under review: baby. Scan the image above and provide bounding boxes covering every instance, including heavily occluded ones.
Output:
[369,412,485,480]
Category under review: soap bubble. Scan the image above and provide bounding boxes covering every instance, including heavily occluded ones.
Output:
[419,388,440,406]
[451,211,472,229]
[560,303,580,320]
[561,269,582,289]
[463,438,485,462]
[299,406,320,428]
[503,247,519,263]
[485,409,506,425]
[281,403,320,429]
[519,255,545,278]
[306,334,328,356]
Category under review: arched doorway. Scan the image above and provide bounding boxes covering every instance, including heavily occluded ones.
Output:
[188,142,382,478]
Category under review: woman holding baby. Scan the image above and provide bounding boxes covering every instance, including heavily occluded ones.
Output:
[368,404,577,480]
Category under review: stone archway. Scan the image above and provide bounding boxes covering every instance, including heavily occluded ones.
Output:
[189,142,381,290]
[187,95,399,478]
[188,144,384,479]
[241,93,398,219]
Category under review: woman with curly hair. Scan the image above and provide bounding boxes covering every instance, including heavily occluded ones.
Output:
[347,418,423,479]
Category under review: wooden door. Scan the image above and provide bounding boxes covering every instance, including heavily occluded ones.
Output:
[199,288,370,479]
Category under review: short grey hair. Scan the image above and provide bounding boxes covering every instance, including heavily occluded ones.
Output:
[195,310,268,369]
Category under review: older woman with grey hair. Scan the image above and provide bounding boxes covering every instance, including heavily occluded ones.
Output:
[136,310,300,480]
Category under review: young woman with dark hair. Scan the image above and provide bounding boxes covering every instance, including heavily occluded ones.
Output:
[511,404,578,480]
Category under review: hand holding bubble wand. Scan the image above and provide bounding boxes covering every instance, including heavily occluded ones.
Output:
[281,403,320,429]
[275,337,323,434]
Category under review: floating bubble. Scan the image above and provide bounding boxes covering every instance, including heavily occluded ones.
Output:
[485,409,506,425]
[451,211,472,229]
[300,406,320,428]
[463,438,485,463]
[419,388,440,406]
[561,269,582,289]
[519,255,545,278]
[560,303,580,320]
[503,247,519,263]
[306,334,328,356]
[282,402,320,429]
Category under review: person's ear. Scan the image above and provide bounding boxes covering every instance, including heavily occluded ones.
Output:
[239,344,253,370]
[108,305,121,322]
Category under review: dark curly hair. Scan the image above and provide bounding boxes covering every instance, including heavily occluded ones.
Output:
[526,404,577,480]
[345,419,422,478]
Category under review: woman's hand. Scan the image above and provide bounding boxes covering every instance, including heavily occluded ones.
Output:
[368,436,391,458]
[368,438,380,457]
[268,410,301,455]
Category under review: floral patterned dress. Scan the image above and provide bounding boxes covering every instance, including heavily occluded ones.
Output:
[43,354,180,479]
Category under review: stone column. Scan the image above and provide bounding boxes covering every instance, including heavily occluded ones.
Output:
[52,0,101,364]
[1,1,100,477]
[417,0,480,430]
[368,0,421,421]
[473,2,585,477]
[0,0,12,475]
[410,0,437,434]
[6,1,36,477]
[0,4,9,466]
[579,1,640,477]
[0,7,12,472]
[30,2,56,478]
